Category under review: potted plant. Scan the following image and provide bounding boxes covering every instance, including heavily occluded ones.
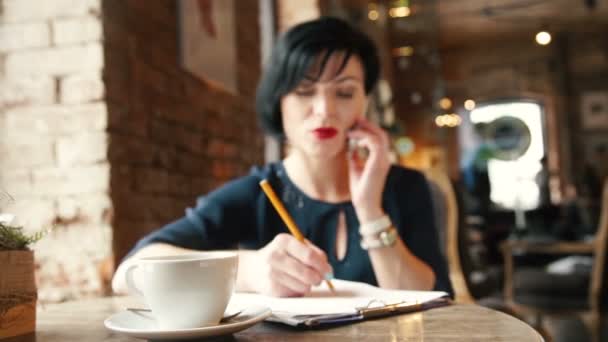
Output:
[0,215,47,340]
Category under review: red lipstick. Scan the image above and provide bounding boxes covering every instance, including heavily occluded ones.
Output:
[312,127,338,139]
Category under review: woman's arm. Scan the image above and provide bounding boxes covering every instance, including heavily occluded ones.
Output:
[111,172,331,297]
[365,229,435,290]
[112,239,332,297]
[355,197,435,290]
[348,118,436,291]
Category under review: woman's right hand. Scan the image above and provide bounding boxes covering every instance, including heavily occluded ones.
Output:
[250,233,332,297]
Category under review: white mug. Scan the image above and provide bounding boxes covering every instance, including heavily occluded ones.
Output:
[125,252,238,329]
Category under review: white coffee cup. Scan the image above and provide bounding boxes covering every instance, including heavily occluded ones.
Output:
[125,252,238,329]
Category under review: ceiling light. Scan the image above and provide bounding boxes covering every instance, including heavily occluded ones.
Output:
[435,116,444,127]
[435,113,462,128]
[368,10,379,21]
[535,31,552,45]
[392,46,414,57]
[368,3,379,21]
[439,97,452,110]
[464,99,476,111]
[389,6,411,18]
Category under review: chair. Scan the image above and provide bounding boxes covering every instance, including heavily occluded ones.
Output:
[501,180,608,342]
[425,169,475,303]
[425,170,523,314]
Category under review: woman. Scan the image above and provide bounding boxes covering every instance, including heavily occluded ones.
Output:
[112,17,452,297]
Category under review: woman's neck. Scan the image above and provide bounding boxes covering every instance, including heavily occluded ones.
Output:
[282,151,350,203]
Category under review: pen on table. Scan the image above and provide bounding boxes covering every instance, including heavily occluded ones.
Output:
[259,179,335,292]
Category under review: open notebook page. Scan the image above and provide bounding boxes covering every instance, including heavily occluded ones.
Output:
[228,279,448,316]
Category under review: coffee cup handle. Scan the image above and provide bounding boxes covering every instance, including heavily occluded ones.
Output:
[125,264,143,297]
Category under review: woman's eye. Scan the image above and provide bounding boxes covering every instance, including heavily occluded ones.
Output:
[337,90,354,98]
[294,88,315,96]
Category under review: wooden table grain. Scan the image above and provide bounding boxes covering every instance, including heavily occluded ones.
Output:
[27,296,543,341]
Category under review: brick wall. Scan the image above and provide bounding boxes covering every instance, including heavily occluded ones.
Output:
[1,0,265,302]
[102,0,264,265]
[0,0,111,302]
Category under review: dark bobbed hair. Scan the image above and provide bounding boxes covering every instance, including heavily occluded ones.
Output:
[255,17,380,138]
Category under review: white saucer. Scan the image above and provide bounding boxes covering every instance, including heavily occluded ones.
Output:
[104,305,271,340]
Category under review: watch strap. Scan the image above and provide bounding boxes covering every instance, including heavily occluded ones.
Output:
[359,215,392,236]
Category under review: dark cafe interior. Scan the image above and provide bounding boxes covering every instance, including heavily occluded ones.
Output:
[1,0,608,341]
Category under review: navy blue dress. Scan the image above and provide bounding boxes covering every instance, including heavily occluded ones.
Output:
[128,162,453,294]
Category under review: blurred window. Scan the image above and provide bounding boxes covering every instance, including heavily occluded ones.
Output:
[463,101,545,211]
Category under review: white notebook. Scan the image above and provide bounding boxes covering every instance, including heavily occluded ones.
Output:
[228,279,450,327]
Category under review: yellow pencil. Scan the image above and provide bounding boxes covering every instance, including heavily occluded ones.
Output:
[259,179,335,292]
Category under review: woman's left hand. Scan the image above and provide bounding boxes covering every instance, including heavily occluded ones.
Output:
[347,118,391,223]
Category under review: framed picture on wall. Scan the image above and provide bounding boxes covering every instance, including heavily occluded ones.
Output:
[178,0,238,94]
[580,91,608,129]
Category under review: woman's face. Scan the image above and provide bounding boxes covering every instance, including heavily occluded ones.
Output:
[280,53,368,160]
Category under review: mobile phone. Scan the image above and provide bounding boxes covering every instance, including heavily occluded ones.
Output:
[347,126,369,161]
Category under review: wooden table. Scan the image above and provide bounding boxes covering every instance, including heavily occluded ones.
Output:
[27,296,543,341]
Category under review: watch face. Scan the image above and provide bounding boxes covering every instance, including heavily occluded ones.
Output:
[380,228,397,246]
[360,227,397,250]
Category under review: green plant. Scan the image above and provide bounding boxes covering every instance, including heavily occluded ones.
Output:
[0,223,48,251]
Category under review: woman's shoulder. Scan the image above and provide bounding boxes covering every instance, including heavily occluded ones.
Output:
[384,164,431,203]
